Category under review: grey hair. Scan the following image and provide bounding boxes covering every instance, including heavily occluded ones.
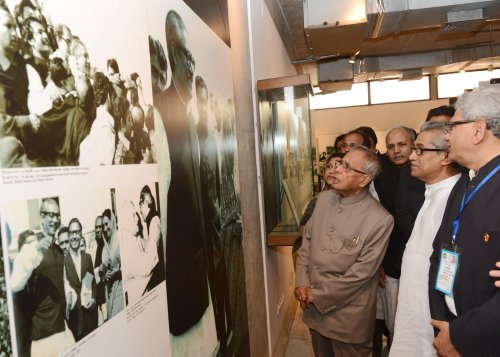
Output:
[351,145,381,178]
[457,85,500,138]
[386,126,416,143]
[419,121,449,150]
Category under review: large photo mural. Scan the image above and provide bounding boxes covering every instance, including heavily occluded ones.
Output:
[0,0,170,356]
[147,0,249,355]
[0,0,248,356]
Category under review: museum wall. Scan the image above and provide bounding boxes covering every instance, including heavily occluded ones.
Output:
[248,1,299,356]
[0,0,251,356]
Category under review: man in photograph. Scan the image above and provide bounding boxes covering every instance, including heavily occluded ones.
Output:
[195,75,229,352]
[56,226,69,255]
[87,215,107,325]
[12,198,75,357]
[295,146,393,357]
[154,10,209,336]
[65,218,97,341]
[429,84,500,356]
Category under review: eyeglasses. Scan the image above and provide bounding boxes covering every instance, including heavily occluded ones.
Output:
[69,229,82,237]
[178,46,195,69]
[444,120,475,133]
[340,142,358,149]
[41,211,60,219]
[411,147,447,156]
[326,159,369,175]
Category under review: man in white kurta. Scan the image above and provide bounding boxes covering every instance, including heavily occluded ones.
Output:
[390,122,461,357]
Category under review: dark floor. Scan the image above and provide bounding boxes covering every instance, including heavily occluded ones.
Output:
[284,305,389,357]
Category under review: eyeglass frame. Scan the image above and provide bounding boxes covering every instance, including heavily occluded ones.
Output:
[325,159,369,175]
[410,146,447,156]
[68,228,82,237]
[443,119,475,134]
[340,142,358,149]
[40,211,61,219]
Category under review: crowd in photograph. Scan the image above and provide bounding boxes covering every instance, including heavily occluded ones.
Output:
[0,0,155,168]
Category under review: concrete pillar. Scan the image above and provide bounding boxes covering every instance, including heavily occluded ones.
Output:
[227,0,270,356]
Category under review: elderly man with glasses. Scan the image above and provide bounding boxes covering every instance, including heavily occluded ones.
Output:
[295,145,394,357]
[390,121,461,356]
[429,84,500,357]
[10,198,76,357]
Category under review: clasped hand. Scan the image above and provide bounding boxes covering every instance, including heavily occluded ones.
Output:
[294,286,312,303]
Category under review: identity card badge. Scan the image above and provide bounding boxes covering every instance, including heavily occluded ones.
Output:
[435,246,460,296]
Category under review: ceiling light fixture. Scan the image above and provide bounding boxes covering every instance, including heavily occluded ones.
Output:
[349,50,360,64]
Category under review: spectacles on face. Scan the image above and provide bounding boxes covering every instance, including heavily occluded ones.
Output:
[41,211,60,219]
[326,159,369,175]
[410,146,447,156]
[444,120,475,134]
[69,229,81,237]
[178,46,195,69]
[340,142,358,149]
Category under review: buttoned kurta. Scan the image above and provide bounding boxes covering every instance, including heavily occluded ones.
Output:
[296,188,393,343]
[390,174,460,357]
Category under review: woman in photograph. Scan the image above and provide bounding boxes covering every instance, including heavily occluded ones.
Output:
[101,209,123,318]
[121,200,158,305]
[139,185,164,293]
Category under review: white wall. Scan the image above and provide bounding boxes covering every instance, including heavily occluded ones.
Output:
[313,99,449,153]
[248,1,298,355]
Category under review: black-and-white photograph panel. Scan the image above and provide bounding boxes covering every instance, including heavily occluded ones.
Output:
[1,189,123,356]
[0,0,155,168]
[147,0,249,355]
[0,236,12,357]
[115,182,165,307]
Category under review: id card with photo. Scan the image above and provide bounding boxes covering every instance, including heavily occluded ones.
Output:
[435,248,460,296]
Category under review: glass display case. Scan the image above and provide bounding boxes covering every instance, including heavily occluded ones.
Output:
[257,74,314,246]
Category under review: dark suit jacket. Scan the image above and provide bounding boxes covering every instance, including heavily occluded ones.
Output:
[374,154,406,278]
[154,84,209,335]
[65,251,97,341]
[395,165,425,238]
[429,155,500,356]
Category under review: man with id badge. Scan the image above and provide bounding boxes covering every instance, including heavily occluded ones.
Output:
[429,84,500,356]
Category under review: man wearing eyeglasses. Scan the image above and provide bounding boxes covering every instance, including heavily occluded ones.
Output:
[429,84,500,357]
[65,218,97,341]
[390,121,461,356]
[295,146,393,357]
[340,130,371,154]
[152,10,210,343]
[12,198,76,356]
